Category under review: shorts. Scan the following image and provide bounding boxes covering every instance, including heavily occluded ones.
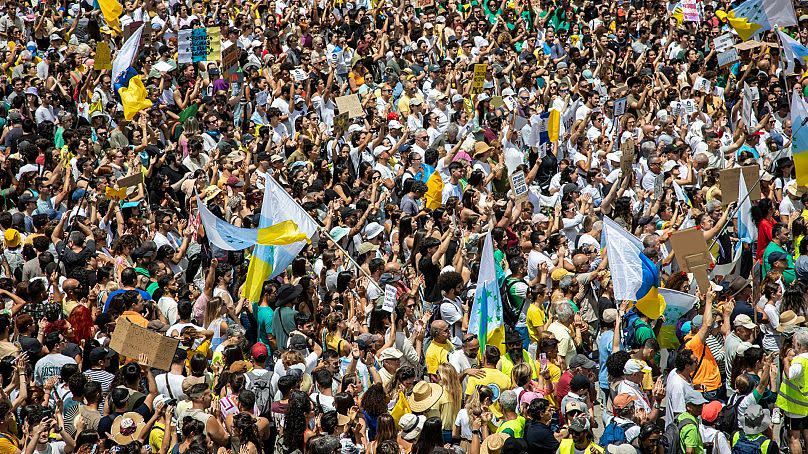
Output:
[786,415,808,430]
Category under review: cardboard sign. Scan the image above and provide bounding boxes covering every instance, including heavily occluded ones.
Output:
[334,112,350,133]
[471,64,487,95]
[613,97,627,117]
[117,172,144,188]
[670,229,712,292]
[510,170,528,201]
[742,83,754,128]
[714,33,735,53]
[335,94,364,119]
[109,318,180,370]
[382,285,398,313]
[717,48,740,67]
[221,44,240,73]
[620,138,635,176]
[94,42,112,70]
[719,166,761,206]
[414,0,433,7]
[734,41,778,51]
[490,96,504,109]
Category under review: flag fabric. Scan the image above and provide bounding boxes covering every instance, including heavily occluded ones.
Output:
[243,175,318,301]
[468,231,505,355]
[207,27,222,61]
[389,391,411,426]
[673,181,691,207]
[97,0,123,33]
[791,90,808,186]
[737,170,757,244]
[778,30,808,75]
[118,76,153,121]
[528,110,561,146]
[657,289,698,349]
[716,0,796,41]
[603,217,666,319]
[424,169,444,210]
[112,25,144,83]
[197,197,309,251]
[178,29,193,63]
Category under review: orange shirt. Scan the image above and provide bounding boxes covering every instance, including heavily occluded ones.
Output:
[685,335,721,392]
[121,311,149,327]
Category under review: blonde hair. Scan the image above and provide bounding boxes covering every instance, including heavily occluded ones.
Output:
[281,350,305,368]
[204,296,226,328]
[437,363,463,417]
[511,363,533,389]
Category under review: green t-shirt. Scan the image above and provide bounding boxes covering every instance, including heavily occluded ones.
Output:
[761,241,795,284]
[252,303,274,353]
[676,412,703,454]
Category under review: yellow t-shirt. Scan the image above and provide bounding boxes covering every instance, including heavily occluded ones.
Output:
[0,430,19,454]
[425,340,453,375]
[326,334,350,356]
[149,421,166,453]
[526,304,546,344]
[637,358,653,391]
[534,361,562,408]
[465,368,512,396]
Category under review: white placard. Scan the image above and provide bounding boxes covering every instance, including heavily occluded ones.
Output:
[743,83,754,128]
[714,33,735,53]
[291,68,309,81]
[717,48,740,67]
[694,77,711,94]
[682,99,697,115]
[511,170,528,200]
[713,86,725,100]
[613,97,627,117]
[382,285,397,313]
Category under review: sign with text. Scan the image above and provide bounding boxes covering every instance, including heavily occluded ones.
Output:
[382,285,398,312]
[714,33,735,53]
[471,64,487,95]
[335,94,364,118]
[717,48,740,67]
[613,97,627,117]
[510,170,528,201]
[109,318,180,370]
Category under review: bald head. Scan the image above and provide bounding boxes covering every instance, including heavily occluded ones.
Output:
[430,320,449,340]
[572,253,588,269]
[693,153,708,169]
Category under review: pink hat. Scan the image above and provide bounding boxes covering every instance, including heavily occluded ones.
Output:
[452,151,472,163]
[520,391,542,406]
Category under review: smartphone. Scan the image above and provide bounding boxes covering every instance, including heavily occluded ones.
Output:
[540,353,548,370]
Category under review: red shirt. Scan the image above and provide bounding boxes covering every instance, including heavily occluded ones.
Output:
[756,217,774,261]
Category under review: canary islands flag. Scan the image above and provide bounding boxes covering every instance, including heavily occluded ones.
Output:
[717,0,796,41]
[778,30,808,75]
[243,175,318,302]
[792,90,808,186]
[469,231,505,355]
[603,216,666,319]
[197,197,309,250]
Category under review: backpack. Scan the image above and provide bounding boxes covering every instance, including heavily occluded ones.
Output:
[715,393,741,435]
[731,433,769,454]
[663,418,697,454]
[599,418,636,446]
[246,370,274,417]
[500,277,523,328]
[621,309,644,350]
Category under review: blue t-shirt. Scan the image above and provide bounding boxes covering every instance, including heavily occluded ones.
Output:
[103,288,153,312]
[597,329,614,389]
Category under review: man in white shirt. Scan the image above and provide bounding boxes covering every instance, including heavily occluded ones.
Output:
[664,348,698,427]
[448,333,482,390]
[155,349,189,401]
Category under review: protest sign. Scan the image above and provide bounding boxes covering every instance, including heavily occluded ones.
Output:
[613,97,627,117]
[382,285,398,312]
[682,0,701,21]
[714,33,734,52]
[670,229,712,292]
[719,166,761,206]
[717,48,739,67]
[657,288,699,349]
[109,318,180,370]
[510,170,528,201]
[471,64,487,95]
[335,94,365,118]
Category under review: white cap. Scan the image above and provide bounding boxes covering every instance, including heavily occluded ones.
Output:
[662,160,677,173]
[502,87,516,97]
[373,145,391,157]
[606,151,622,162]
[478,93,491,102]
[347,124,364,134]
[452,94,464,103]
[389,120,403,129]
[363,222,384,239]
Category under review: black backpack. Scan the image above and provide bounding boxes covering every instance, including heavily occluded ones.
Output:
[664,418,697,454]
[715,393,741,435]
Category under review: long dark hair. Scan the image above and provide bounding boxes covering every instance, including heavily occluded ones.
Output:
[412,416,443,454]
[282,391,312,452]
[234,412,263,454]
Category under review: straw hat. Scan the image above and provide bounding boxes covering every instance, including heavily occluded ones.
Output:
[202,185,222,202]
[406,381,444,413]
[110,412,145,445]
[481,433,509,454]
[777,310,806,332]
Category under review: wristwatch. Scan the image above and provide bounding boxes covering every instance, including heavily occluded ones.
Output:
[472,429,483,438]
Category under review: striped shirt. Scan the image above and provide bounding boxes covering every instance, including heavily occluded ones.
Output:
[83,369,115,413]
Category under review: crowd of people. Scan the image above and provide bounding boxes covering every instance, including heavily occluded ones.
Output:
[3,0,808,454]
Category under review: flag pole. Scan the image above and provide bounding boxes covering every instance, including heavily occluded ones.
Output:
[706,172,764,251]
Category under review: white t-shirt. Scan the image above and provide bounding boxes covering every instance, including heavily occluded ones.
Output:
[155,372,188,401]
[664,369,694,427]
[700,426,731,454]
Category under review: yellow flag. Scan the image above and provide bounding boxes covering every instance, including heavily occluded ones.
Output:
[256,220,310,246]
[118,76,153,121]
[390,391,411,426]
[424,170,444,210]
[548,109,560,143]
[715,10,762,41]
[98,0,123,33]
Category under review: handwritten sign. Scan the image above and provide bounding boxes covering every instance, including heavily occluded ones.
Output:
[117,173,144,188]
[613,97,627,117]
[717,48,739,67]
[714,33,735,53]
[510,170,528,201]
[94,42,112,70]
[109,318,180,370]
[682,0,701,22]
[670,229,712,293]
[414,0,434,7]
[335,94,364,119]
[334,112,350,133]
[471,64,487,95]
[382,285,398,312]
[742,83,754,128]
[620,138,635,176]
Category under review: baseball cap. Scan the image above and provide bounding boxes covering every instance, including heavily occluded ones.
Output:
[569,354,596,370]
[768,251,788,265]
[623,359,650,375]
[378,347,403,361]
[568,416,590,433]
[613,393,638,410]
[251,343,268,359]
[602,308,618,324]
[701,401,723,423]
[685,388,708,405]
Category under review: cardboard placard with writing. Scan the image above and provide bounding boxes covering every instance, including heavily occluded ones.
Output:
[719,166,760,206]
[221,44,240,74]
[490,96,504,109]
[94,42,112,70]
[414,0,433,8]
[471,64,487,95]
[109,318,180,370]
[382,285,397,313]
[714,33,735,53]
[335,94,364,119]
[620,138,635,176]
[717,48,740,67]
[510,170,528,201]
[333,112,350,133]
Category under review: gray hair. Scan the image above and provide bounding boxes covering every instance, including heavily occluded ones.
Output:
[795,328,808,351]
[705,199,722,214]
[556,301,575,324]
[499,390,518,413]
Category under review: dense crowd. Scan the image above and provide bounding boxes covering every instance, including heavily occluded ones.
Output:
[3,0,808,454]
